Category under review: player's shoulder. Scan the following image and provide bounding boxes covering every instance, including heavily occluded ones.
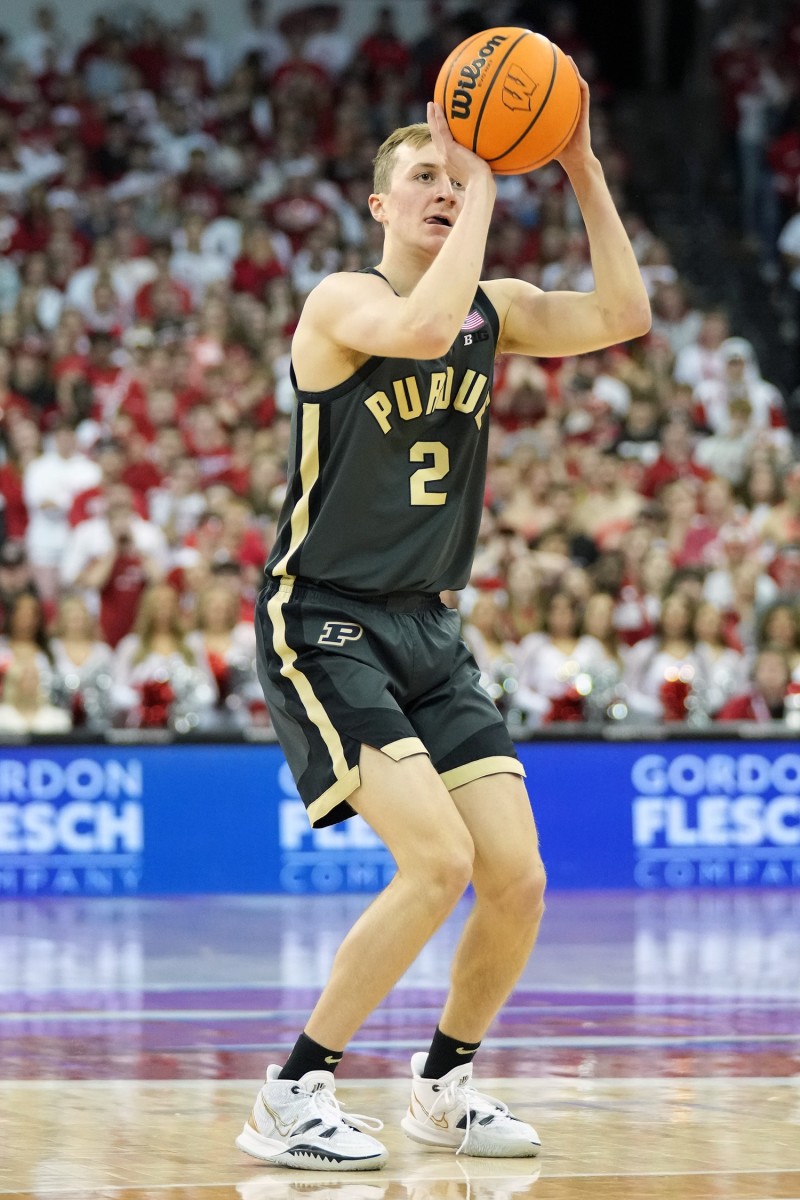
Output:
[305,269,389,309]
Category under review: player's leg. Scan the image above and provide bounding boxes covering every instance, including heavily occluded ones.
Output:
[237,744,474,1171]
[402,771,545,1158]
[439,770,545,1042]
[400,616,544,1156]
[304,743,475,1051]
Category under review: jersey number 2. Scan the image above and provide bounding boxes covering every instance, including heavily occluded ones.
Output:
[409,441,450,506]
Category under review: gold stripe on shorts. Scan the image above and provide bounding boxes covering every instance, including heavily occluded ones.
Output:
[267,578,359,828]
[440,755,526,793]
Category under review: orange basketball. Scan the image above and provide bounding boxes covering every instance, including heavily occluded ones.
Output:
[434,27,581,175]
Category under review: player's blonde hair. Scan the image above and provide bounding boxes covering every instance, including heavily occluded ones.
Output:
[372,123,432,193]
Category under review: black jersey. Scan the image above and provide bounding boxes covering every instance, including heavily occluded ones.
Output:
[266,276,500,595]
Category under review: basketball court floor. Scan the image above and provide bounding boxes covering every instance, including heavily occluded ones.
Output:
[2,888,799,1199]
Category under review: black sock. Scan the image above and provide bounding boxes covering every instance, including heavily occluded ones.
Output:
[422,1026,481,1079]
[278,1031,344,1079]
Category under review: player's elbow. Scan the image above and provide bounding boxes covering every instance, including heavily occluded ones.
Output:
[607,298,651,343]
[628,298,653,339]
[407,315,456,359]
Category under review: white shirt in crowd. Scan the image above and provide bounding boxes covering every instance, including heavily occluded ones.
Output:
[23,445,101,568]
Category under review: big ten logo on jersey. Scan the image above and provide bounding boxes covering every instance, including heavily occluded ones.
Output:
[461,307,490,347]
[276,761,396,894]
[364,367,491,435]
[318,621,363,648]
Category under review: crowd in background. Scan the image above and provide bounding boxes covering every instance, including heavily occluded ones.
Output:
[0,0,799,736]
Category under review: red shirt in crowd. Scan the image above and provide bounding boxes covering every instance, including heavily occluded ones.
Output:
[99,550,150,646]
[231,255,285,298]
[640,455,712,499]
[0,464,28,538]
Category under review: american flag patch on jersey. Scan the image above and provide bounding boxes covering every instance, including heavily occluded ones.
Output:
[461,309,485,331]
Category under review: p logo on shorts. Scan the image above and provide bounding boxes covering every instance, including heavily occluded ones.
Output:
[318,621,364,647]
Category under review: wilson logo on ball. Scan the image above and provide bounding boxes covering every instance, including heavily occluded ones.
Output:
[449,33,508,120]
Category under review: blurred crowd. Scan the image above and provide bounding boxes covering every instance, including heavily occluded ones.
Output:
[0,0,799,737]
[713,2,800,385]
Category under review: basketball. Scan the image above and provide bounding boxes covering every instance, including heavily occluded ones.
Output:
[434,27,581,175]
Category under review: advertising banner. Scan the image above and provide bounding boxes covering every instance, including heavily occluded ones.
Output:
[0,739,798,896]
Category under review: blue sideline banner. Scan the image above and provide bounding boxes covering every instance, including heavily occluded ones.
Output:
[0,740,798,896]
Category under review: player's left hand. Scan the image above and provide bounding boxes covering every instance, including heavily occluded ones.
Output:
[555,62,593,171]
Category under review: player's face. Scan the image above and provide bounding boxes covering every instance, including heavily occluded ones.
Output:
[377,142,465,248]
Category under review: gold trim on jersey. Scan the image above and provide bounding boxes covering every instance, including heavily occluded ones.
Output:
[440,755,526,793]
[267,578,359,827]
[380,737,429,762]
[273,403,320,576]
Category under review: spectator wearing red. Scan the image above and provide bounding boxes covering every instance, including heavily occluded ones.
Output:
[716,646,793,721]
[224,344,276,429]
[184,296,229,387]
[6,186,51,257]
[139,386,181,445]
[217,493,268,581]
[232,222,286,298]
[69,436,147,525]
[640,415,712,499]
[45,195,92,266]
[357,6,411,96]
[60,484,169,644]
[767,99,800,223]
[134,255,194,324]
[127,14,171,93]
[178,147,225,220]
[53,75,107,155]
[81,330,125,424]
[264,161,331,254]
[8,341,55,416]
[0,416,40,541]
[73,14,111,74]
[677,476,739,568]
[0,347,35,431]
[120,341,171,434]
[712,10,765,134]
[182,404,232,485]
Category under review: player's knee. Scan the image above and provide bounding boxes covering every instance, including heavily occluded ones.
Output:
[477,856,547,919]
[526,859,547,916]
[404,836,474,907]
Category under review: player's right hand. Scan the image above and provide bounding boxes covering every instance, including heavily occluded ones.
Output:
[426,101,495,190]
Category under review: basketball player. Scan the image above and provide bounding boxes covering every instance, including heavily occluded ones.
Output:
[237,70,650,1170]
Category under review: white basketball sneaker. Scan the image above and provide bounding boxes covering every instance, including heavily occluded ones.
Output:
[236,1066,388,1170]
[401,1053,541,1158]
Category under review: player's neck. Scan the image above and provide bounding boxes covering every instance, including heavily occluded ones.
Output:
[376,246,436,298]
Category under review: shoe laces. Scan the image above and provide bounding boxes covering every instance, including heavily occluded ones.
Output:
[301,1079,384,1135]
[429,1074,507,1155]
